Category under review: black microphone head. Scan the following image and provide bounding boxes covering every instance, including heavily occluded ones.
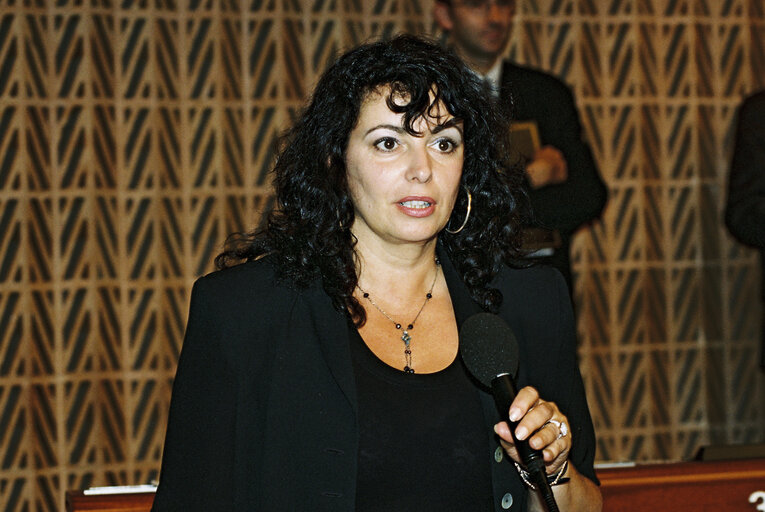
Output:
[459,312,520,387]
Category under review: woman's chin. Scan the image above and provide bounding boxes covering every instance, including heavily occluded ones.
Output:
[389,226,445,245]
[352,217,448,247]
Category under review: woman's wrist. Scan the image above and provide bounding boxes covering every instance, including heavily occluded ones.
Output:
[513,459,570,490]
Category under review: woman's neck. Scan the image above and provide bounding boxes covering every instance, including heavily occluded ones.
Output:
[354,237,441,302]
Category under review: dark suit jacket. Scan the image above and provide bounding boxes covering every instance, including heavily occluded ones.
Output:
[498,61,608,290]
[152,252,598,511]
[725,90,765,367]
[726,90,765,280]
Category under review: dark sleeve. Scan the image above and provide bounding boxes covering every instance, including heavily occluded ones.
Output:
[152,278,238,511]
[528,84,608,236]
[725,92,765,248]
[551,271,599,485]
[503,267,599,485]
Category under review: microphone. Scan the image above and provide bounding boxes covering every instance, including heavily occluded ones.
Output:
[460,312,559,512]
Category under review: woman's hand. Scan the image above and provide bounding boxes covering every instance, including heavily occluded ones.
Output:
[493,385,571,476]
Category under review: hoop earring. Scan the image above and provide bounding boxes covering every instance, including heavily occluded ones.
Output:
[445,186,472,234]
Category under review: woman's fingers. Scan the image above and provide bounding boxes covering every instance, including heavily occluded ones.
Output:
[528,418,560,449]
[535,423,571,462]
[514,399,554,441]
[494,386,573,473]
[508,386,540,423]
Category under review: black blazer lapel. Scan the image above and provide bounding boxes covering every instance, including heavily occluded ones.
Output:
[304,283,358,416]
[440,249,483,325]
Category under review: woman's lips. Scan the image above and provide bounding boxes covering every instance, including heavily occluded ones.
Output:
[396,196,436,217]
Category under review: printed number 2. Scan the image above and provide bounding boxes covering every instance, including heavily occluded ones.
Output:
[750,491,765,511]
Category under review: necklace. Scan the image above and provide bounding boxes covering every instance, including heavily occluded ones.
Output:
[357,258,440,374]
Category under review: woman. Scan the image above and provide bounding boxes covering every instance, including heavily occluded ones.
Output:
[152,35,601,511]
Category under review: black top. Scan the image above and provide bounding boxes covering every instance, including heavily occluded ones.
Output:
[349,323,494,511]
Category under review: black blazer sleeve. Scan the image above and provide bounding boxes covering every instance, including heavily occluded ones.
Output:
[152,277,238,510]
[497,266,599,485]
[725,90,765,248]
[547,269,598,484]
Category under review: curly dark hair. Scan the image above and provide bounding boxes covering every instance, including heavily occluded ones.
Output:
[216,34,528,326]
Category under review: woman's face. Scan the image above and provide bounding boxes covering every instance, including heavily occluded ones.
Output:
[345,88,464,249]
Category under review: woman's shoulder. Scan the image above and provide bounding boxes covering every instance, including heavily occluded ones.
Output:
[492,263,572,333]
[191,255,299,309]
[198,255,277,285]
[494,264,568,304]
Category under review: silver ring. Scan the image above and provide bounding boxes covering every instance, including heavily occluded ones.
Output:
[545,419,568,440]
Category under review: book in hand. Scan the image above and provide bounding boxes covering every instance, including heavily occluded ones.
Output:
[509,120,541,163]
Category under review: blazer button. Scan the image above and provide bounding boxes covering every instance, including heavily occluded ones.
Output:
[494,446,504,463]
[501,492,514,509]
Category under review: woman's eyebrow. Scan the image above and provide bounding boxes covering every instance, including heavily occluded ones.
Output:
[364,124,406,136]
[432,117,464,135]
[363,118,463,137]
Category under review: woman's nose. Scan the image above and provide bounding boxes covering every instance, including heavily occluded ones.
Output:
[405,144,433,183]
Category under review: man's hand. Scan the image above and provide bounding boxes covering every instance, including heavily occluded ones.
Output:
[526,145,568,188]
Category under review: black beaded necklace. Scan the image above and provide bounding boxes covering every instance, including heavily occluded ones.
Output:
[358,258,441,374]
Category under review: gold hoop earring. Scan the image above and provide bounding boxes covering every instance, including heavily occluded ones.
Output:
[445,186,472,234]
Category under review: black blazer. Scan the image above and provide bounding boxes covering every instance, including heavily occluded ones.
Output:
[152,253,598,511]
[499,61,608,289]
[725,89,765,367]
[726,90,765,284]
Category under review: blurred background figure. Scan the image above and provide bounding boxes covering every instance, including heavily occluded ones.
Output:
[433,0,607,293]
[725,90,765,369]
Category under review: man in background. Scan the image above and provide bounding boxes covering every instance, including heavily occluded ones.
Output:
[434,0,607,293]
[725,90,765,369]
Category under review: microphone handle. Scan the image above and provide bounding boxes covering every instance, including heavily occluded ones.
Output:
[490,374,559,512]
[490,374,546,470]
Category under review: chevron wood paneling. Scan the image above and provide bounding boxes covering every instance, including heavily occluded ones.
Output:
[0,1,764,510]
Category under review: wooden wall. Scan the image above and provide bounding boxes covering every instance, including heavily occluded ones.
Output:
[0,0,763,509]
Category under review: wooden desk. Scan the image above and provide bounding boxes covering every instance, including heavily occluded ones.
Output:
[598,458,765,511]
[65,491,155,512]
[64,458,765,511]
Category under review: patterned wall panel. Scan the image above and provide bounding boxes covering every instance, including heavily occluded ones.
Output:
[0,0,763,509]
[557,0,765,464]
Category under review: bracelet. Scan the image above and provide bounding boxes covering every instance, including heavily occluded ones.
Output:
[513,459,570,490]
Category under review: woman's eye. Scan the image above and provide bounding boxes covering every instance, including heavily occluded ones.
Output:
[374,137,399,151]
[434,138,458,153]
